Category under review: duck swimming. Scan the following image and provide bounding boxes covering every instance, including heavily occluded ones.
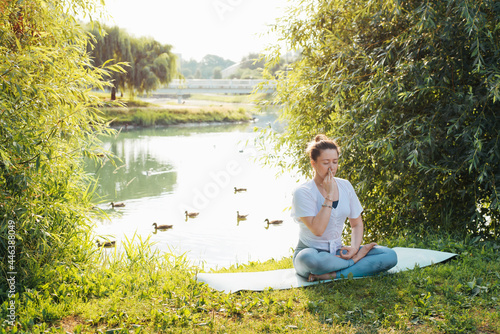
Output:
[96,240,116,248]
[152,222,173,230]
[185,211,199,218]
[237,211,249,220]
[264,219,283,225]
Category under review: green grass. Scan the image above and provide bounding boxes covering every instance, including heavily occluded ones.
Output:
[1,232,498,333]
[100,106,252,127]
[92,91,261,126]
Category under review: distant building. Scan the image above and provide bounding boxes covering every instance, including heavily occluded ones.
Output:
[221,62,242,78]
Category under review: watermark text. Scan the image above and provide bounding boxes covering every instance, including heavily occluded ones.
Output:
[182,159,242,212]
[6,220,17,326]
[212,0,245,21]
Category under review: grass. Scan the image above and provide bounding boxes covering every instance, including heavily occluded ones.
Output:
[1,232,498,333]
[91,90,275,127]
[101,106,252,127]
[91,92,255,127]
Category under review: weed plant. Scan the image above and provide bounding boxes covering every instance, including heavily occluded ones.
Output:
[101,107,251,127]
[1,232,498,333]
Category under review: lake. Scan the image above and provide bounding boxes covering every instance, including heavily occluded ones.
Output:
[88,110,305,269]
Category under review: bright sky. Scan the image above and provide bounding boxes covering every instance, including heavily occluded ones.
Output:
[101,0,290,62]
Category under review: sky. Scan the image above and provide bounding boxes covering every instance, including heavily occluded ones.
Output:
[100,0,290,63]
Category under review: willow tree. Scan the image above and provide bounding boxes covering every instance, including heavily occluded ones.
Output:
[260,0,499,238]
[87,25,177,99]
[87,25,133,99]
[0,0,122,292]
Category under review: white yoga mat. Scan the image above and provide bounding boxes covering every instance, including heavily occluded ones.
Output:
[196,247,457,293]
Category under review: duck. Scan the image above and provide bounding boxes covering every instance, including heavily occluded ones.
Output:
[234,187,247,193]
[96,240,116,248]
[264,219,283,225]
[152,222,173,230]
[237,211,249,220]
[110,202,125,208]
[185,211,199,218]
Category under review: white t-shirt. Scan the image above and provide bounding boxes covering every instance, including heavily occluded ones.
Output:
[291,178,363,254]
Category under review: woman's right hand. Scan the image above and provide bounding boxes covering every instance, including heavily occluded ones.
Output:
[322,168,337,200]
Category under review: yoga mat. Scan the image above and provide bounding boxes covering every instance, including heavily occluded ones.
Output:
[195,247,457,293]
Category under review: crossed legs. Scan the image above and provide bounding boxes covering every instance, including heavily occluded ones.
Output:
[293,244,397,281]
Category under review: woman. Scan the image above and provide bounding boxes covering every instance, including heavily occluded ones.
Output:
[292,134,397,281]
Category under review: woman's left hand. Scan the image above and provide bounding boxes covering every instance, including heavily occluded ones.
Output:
[337,246,358,260]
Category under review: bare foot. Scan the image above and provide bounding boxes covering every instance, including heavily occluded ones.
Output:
[352,242,377,263]
[307,243,377,282]
[308,271,336,282]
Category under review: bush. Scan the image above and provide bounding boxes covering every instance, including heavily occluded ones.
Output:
[260,0,499,238]
[0,0,120,297]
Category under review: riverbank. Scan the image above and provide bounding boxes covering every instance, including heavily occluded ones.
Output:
[98,93,259,127]
[101,105,252,127]
[4,233,499,333]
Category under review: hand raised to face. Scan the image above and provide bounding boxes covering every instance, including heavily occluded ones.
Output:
[322,167,337,199]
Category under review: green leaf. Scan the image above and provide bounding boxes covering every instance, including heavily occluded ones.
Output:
[258,0,500,237]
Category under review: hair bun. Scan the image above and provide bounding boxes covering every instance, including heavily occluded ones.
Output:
[314,134,328,142]
[306,134,340,161]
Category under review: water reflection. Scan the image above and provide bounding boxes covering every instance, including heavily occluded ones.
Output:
[88,137,177,202]
[87,109,302,269]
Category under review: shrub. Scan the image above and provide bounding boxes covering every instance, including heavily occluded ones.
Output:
[260,0,499,238]
[0,0,122,296]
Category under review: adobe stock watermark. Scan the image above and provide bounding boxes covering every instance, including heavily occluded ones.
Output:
[182,159,243,213]
[212,0,245,21]
[6,220,17,327]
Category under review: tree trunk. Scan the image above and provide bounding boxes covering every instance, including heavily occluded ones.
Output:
[111,87,116,100]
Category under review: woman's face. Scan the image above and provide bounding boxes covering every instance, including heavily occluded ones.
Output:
[312,149,339,178]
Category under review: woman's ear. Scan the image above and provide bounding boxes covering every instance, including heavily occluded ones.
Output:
[310,159,316,170]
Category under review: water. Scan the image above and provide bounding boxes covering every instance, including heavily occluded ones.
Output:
[88,111,304,269]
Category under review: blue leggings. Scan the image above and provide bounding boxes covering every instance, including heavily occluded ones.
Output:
[293,240,398,279]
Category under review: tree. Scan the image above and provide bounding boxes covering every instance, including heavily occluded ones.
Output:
[0,0,119,292]
[179,54,235,79]
[231,52,294,79]
[260,0,499,238]
[180,58,199,79]
[129,36,177,95]
[194,68,202,79]
[199,54,235,78]
[183,68,193,79]
[240,53,265,70]
[86,25,133,99]
[87,25,177,99]
[213,66,222,79]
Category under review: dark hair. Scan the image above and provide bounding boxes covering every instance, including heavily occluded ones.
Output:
[306,134,340,161]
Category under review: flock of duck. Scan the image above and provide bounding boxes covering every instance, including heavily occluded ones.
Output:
[97,187,284,248]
